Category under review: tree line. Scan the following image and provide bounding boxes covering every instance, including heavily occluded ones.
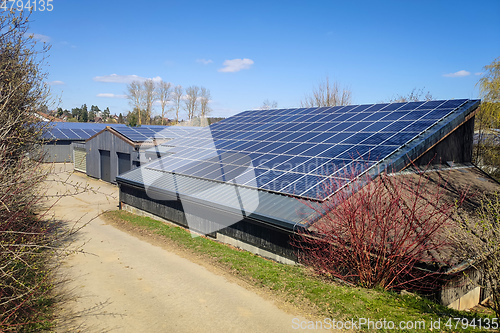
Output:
[56,104,113,123]
[126,79,212,126]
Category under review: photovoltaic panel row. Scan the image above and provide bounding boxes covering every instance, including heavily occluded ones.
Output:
[50,122,126,130]
[42,128,101,140]
[146,99,472,200]
[114,126,202,142]
[42,122,126,140]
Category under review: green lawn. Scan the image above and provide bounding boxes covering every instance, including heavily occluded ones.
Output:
[104,210,497,332]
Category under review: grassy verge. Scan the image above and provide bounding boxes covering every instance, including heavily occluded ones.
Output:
[104,210,497,332]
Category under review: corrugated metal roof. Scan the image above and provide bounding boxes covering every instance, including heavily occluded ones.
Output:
[117,167,316,230]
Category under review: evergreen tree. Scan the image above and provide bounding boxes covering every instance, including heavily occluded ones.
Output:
[127,109,138,127]
[103,107,110,121]
[81,104,88,122]
[89,105,100,122]
[71,107,81,121]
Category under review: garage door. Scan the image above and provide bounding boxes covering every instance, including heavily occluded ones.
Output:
[99,150,111,183]
[117,152,131,175]
[73,147,86,173]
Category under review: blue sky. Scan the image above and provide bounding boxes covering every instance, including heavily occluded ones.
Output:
[27,0,500,118]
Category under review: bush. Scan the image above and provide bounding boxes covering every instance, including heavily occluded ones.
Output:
[294,164,467,291]
[0,11,55,331]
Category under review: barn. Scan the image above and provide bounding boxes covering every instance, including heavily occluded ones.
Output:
[85,125,198,183]
[116,99,492,308]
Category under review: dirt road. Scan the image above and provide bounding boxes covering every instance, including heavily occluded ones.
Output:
[48,164,324,332]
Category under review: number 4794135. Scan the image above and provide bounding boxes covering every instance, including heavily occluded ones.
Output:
[1,0,54,11]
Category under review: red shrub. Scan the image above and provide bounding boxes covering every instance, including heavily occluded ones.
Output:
[294,163,467,291]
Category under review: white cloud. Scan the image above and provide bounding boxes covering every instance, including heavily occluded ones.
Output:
[97,93,127,99]
[218,58,254,73]
[48,80,64,85]
[60,41,77,49]
[26,33,51,43]
[93,74,162,84]
[196,59,213,65]
[443,70,471,78]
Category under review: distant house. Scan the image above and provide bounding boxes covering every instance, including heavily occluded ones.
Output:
[34,112,65,123]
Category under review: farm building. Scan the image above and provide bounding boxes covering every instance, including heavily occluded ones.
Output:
[40,122,126,163]
[116,99,493,309]
[85,125,199,183]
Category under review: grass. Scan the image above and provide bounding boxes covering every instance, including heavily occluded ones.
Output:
[104,210,498,332]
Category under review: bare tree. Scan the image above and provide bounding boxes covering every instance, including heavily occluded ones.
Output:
[184,85,200,120]
[0,10,56,330]
[157,80,172,125]
[456,193,500,317]
[301,76,352,107]
[172,85,183,124]
[260,99,278,110]
[143,79,157,125]
[126,81,144,125]
[199,86,212,118]
[387,87,434,103]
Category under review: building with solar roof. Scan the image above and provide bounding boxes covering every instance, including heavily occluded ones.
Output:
[40,122,126,164]
[117,99,478,252]
[85,125,199,183]
[116,99,497,308]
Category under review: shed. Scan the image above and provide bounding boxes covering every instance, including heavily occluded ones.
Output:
[86,125,199,183]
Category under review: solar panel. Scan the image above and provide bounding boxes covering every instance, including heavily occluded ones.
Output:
[146,99,475,200]
[43,122,199,142]
[42,122,126,140]
[113,125,201,142]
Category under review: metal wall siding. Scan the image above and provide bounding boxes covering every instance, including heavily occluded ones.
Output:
[42,140,75,162]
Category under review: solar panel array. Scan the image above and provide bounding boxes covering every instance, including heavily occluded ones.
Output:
[146,99,473,200]
[42,122,198,142]
[41,122,126,140]
[42,128,103,140]
[114,126,200,142]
